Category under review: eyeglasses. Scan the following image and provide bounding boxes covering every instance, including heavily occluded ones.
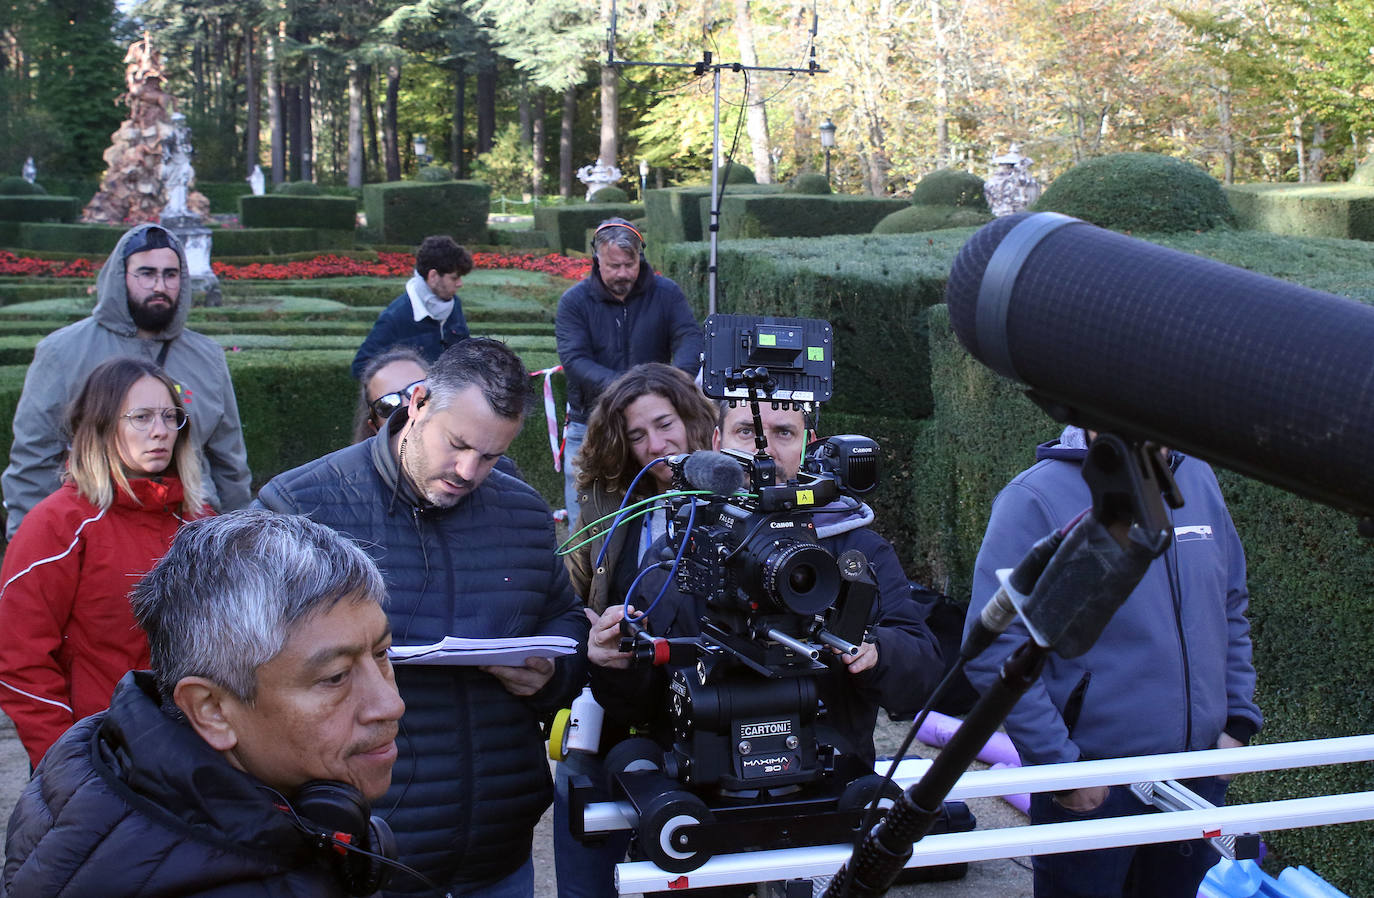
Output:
[129,267,181,290]
[369,380,424,422]
[121,407,188,431]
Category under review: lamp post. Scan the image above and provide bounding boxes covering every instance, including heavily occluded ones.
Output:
[639,159,650,198]
[819,118,836,185]
[412,134,429,169]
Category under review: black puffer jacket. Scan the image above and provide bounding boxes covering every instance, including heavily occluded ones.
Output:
[255,422,588,895]
[3,672,341,898]
[554,256,703,423]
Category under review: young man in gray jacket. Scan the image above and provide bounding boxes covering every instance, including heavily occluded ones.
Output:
[1,223,251,538]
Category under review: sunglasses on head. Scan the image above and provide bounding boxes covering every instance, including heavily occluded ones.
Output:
[369,380,424,422]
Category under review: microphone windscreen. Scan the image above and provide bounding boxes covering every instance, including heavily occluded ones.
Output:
[945,213,1374,518]
[682,450,749,496]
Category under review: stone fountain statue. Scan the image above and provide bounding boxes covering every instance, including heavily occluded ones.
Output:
[984,143,1043,217]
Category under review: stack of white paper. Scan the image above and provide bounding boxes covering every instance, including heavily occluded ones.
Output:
[388,635,580,666]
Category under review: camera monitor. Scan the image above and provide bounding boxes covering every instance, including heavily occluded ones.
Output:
[701,314,834,404]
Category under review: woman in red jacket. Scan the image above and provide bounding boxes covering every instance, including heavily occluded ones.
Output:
[0,356,210,768]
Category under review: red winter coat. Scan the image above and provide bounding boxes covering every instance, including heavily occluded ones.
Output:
[0,477,206,767]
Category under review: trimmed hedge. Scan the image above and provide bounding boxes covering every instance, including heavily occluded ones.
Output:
[641,185,782,249]
[488,228,551,249]
[362,181,491,246]
[909,303,1060,594]
[533,203,643,255]
[0,196,76,223]
[785,173,832,195]
[0,177,44,195]
[274,180,322,196]
[18,222,124,254]
[0,284,84,306]
[0,364,28,477]
[12,223,353,256]
[872,205,993,234]
[239,195,357,231]
[910,168,988,210]
[704,194,909,240]
[589,186,629,203]
[211,228,354,256]
[1225,183,1374,242]
[194,181,253,213]
[657,230,973,419]
[719,163,756,184]
[29,177,99,210]
[1035,152,1235,233]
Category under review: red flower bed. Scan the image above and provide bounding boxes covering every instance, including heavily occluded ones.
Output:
[0,249,591,282]
[0,252,100,279]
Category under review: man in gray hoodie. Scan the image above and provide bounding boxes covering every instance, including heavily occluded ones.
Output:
[1,223,251,539]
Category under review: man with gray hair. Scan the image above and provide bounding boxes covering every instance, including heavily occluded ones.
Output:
[3,510,407,897]
[555,217,702,528]
[256,337,587,897]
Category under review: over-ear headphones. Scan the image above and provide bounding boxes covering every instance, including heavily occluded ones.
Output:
[290,780,395,896]
[593,220,647,248]
[267,780,449,897]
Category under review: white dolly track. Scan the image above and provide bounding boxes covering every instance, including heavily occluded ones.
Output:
[578,734,1374,893]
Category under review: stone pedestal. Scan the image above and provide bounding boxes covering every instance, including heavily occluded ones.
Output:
[163,215,221,307]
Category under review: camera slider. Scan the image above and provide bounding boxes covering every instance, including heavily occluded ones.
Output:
[568,758,974,876]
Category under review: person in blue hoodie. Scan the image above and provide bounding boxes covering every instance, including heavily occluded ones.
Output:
[964,426,1263,898]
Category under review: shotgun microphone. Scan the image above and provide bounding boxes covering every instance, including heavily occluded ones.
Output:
[943,212,1374,521]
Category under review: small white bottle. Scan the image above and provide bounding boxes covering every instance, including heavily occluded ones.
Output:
[565,686,604,754]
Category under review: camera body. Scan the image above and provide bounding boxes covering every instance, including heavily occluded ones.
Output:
[614,316,880,795]
[575,316,977,875]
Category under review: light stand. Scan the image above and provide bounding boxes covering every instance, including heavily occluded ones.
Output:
[639,159,649,198]
[411,134,430,169]
[820,119,836,185]
[607,1,826,314]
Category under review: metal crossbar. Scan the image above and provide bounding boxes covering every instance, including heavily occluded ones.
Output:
[583,734,1374,893]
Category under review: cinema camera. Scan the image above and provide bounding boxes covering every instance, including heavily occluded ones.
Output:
[572,315,971,876]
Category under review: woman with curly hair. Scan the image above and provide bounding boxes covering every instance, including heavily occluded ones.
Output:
[0,356,211,768]
[554,363,716,898]
[565,362,717,615]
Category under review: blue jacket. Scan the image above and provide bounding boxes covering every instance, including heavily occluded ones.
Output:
[555,257,702,423]
[590,504,943,768]
[254,421,588,893]
[4,672,342,897]
[963,429,1262,766]
[351,291,470,378]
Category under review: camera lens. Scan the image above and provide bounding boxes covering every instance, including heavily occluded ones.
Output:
[762,542,838,616]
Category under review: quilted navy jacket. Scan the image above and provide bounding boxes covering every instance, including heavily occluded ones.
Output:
[3,672,341,897]
[255,425,588,894]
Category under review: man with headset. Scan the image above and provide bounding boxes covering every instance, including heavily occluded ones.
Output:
[555,217,702,529]
[3,510,409,897]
